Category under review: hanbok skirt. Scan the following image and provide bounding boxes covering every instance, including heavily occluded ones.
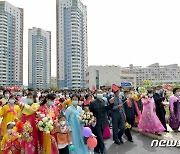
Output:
[103,125,111,139]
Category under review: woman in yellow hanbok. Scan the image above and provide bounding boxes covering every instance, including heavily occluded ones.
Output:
[38,94,59,154]
[0,95,20,137]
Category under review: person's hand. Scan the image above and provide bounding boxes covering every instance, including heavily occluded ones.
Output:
[109,98,114,104]
[161,102,165,107]
[164,104,169,108]
[57,103,62,108]
[61,108,65,113]
[170,111,174,115]
[92,133,97,138]
[15,101,20,106]
[123,114,126,120]
[164,95,168,99]
[53,119,58,125]
[14,118,19,123]
[118,104,123,108]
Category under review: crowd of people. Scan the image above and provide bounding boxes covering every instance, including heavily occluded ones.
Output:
[0,85,179,154]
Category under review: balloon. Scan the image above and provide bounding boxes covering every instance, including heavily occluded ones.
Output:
[16,121,24,133]
[69,145,75,151]
[87,136,97,148]
[82,127,92,137]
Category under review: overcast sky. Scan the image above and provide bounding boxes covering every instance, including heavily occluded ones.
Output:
[6,0,180,85]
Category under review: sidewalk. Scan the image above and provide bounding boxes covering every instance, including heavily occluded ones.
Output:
[132,125,180,149]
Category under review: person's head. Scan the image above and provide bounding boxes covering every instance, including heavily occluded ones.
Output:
[96,90,104,100]
[17,90,23,96]
[4,90,11,98]
[124,90,131,98]
[41,93,56,106]
[147,89,154,98]
[81,92,85,97]
[85,94,92,100]
[155,86,162,94]
[114,89,120,96]
[0,90,3,95]
[103,92,107,97]
[7,122,15,134]
[59,97,65,103]
[0,90,3,99]
[173,88,180,96]
[41,93,46,97]
[28,88,34,93]
[66,93,70,98]
[26,93,34,105]
[8,95,16,105]
[39,96,44,103]
[58,115,67,126]
[71,94,80,106]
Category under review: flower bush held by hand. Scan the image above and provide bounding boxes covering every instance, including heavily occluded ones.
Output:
[37,117,54,134]
[81,110,95,126]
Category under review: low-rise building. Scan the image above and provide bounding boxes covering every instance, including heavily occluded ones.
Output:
[122,63,180,87]
[86,66,136,90]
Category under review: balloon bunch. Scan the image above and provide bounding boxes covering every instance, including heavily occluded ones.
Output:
[82,127,97,148]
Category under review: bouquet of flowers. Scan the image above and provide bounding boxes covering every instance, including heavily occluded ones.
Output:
[21,121,33,142]
[0,117,2,124]
[138,87,148,99]
[125,122,131,129]
[80,110,95,126]
[37,117,54,134]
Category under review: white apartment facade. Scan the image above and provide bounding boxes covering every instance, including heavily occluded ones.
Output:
[0,1,23,86]
[28,27,51,89]
[122,63,180,87]
[56,0,88,90]
[86,66,136,90]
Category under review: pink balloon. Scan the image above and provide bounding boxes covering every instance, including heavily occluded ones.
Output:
[87,137,97,148]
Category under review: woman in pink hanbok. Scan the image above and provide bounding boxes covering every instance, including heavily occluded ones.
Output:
[138,90,165,134]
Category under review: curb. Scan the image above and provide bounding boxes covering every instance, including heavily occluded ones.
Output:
[132,127,163,140]
[132,127,180,149]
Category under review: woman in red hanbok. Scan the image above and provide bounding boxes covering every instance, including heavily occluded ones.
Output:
[18,93,40,154]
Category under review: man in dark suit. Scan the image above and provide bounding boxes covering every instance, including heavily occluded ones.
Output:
[110,88,125,145]
[123,91,138,142]
[153,86,168,132]
[90,90,113,154]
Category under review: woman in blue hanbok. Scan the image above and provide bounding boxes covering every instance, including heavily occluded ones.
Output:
[65,94,89,154]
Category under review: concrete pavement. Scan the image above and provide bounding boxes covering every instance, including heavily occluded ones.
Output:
[105,131,179,154]
[132,125,180,149]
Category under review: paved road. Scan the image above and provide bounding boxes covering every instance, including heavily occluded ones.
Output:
[104,132,179,154]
